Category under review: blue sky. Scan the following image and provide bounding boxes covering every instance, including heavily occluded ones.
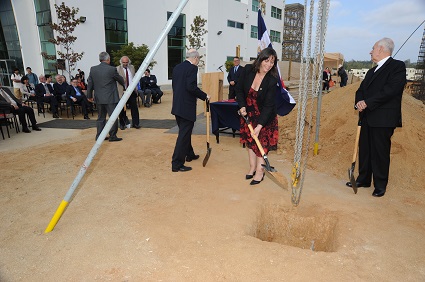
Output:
[285,0,425,62]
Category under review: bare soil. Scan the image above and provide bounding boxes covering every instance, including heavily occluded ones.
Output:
[1,82,424,281]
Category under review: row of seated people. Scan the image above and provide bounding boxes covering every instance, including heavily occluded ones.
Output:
[137,69,163,108]
[20,74,92,119]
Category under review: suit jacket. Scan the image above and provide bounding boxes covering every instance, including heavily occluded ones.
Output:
[116,64,136,97]
[34,83,55,98]
[0,87,22,110]
[236,64,278,126]
[171,60,207,122]
[66,85,85,100]
[86,62,125,104]
[142,74,160,90]
[355,57,406,127]
[227,65,244,84]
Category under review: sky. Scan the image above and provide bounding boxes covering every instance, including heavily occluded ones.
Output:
[285,0,425,63]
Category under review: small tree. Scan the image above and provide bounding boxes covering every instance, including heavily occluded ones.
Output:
[186,15,207,67]
[111,42,156,72]
[42,2,84,80]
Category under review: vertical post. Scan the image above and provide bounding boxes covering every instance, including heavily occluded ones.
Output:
[44,0,190,233]
[236,45,240,57]
[288,59,292,81]
[313,0,328,156]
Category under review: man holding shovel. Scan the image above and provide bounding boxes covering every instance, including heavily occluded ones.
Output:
[171,49,209,172]
[346,38,406,197]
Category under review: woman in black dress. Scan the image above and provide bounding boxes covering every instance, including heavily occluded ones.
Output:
[236,48,279,185]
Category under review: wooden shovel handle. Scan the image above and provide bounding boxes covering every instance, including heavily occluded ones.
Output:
[352,125,361,163]
[246,122,266,157]
[206,99,210,143]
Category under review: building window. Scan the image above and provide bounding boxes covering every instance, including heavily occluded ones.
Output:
[227,20,244,29]
[271,6,282,20]
[250,25,258,38]
[252,0,259,12]
[235,0,241,1]
[270,30,281,43]
[34,0,56,75]
[103,0,127,60]
[167,12,185,79]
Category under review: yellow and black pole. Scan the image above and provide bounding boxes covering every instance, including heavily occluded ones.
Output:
[44,0,190,233]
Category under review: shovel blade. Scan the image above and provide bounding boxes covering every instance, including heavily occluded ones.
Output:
[348,163,358,194]
[262,164,288,190]
[202,145,212,167]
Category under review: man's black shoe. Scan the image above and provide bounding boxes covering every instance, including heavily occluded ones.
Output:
[185,155,200,162]
[172,165,192,172]
[346,181,371,188]
[23,127,31,133]
[84,115,90,120]
[109,136,123,142]
[372,189,386,197]
[119,124,126,130]
[53,113,59,118]
[133,124,141,129]
[32,126,42,131]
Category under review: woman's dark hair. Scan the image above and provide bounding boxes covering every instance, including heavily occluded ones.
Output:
[252,47,278,77]
[21,76,29,83]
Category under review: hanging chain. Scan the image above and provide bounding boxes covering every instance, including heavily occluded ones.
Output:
[291,0,330,206]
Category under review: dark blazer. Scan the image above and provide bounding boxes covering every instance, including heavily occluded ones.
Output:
[0,87,22,110]
[86,62,125,105]
[227,65,244,84]
[235,64,278,126]
[34,83,55,98]
[171,60,207,122]
[66,85,85,100]
[355,57,406,127]
[142,75,160,89]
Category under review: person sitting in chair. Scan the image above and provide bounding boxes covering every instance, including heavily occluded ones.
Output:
[142,69,163,104]
[66,78,91,119]
[0,82,42,133]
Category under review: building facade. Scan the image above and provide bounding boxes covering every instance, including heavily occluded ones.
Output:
[1,0,286,86]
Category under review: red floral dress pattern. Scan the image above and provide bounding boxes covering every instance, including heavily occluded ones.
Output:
[240,88,279,157]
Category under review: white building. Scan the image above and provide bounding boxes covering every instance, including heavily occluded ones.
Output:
[350,67,417,81]
[1,0,286,86]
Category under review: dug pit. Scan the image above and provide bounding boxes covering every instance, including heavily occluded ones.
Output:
[252,204,339,252]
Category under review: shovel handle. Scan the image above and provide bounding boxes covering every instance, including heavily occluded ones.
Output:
[206,99,210,143]
[240,114,267,156]
[352,125,361,163]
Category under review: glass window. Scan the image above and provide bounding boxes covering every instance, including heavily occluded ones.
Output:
[167,12,185,79]
[228,20,244,29]
[271,6,282,20]
[227,20,235,28]
[252,0,259,12]
[270,30,281,43]
[250,25,258,38]
[236,22,244,29]
[34,0,50,13]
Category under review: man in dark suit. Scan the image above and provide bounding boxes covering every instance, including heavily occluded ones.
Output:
[346,37,406,197]
[66,77,91,119]
[86,51,125,141]
[0,83,42,133]
[227,56,243,99]
[171,49,209,172]
[142,69,163,104]
[35,74,59,118]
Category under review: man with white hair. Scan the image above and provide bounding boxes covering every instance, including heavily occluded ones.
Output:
[116,56,140,129]
[171,49,209,172]
[346,38,406,197]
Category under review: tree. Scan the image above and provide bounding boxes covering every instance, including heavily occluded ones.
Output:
[186,16,208,66]
[42,2,84,80]
[111,42,156,72]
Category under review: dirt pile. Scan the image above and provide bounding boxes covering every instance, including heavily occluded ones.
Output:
[278,82,425,192]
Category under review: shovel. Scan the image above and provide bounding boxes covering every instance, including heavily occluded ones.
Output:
[348,119,361,194]
[202,99,212,167]
[241,114,288,190]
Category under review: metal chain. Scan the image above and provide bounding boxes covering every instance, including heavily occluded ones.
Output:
[291,0,330,206]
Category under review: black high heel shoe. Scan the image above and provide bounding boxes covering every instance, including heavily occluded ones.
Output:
[245,171,256,180]
[250,174,264,185]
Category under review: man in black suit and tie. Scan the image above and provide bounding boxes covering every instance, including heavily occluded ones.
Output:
[34,74,59,118]
[227,56,243,99]
[0,83,42,133]
[346,37,406,197]
[87,51,125,141]
[171,49,209,172]
[66,77,91,119]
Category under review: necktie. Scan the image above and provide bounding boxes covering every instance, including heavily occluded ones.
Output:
[125,68,129,88]
[74,87,81,96]
[44,84,50,94]
[234,66,238,73]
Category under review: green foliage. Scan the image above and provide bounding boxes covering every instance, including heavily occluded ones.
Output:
[225,60,234,72]
[42,2,84,80]
[186,16,208,50]
[111,42,156,72]
[344,59,416,71]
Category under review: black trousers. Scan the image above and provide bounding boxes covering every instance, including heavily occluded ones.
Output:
[11,106,37,129]
[119,91,139,126]
[171,115,195,169]
[38,95,58,114]
[150,88,163,103]
[228,84,236,99]
[357,119,395,190]
[70,95,90,116]
[96,103,119,140]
